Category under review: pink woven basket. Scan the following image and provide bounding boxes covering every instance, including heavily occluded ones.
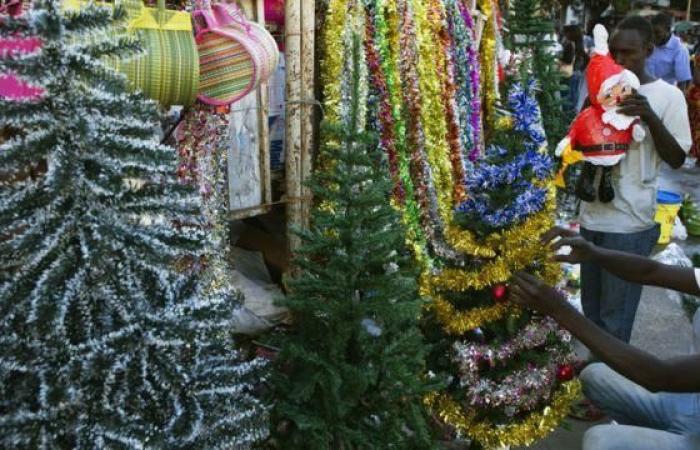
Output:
[213,3,278,81]
[193,7,263,106]
[192,2,278,106]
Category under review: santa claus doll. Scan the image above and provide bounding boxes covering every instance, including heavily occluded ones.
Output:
[556,24,645,203]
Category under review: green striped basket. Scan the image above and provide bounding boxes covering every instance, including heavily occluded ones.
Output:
[114,0,199,106]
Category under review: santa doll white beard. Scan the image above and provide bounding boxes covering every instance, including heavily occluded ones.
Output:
[602,107,637,131]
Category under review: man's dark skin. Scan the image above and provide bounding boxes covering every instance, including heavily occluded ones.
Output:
[611,28,687,168]
[510,226,700,394]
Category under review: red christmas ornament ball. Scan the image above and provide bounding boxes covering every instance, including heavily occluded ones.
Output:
[556,364,575,382]
[491,284,508,302]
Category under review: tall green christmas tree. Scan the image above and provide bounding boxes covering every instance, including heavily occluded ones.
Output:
[269,34,436,450]
[507,0,568,153]
[0,1,267,447]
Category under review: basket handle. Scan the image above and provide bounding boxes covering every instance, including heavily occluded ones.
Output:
[212,2,252,34]
[192,8,219,35]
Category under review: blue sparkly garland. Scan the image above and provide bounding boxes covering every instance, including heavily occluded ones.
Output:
[455,82,552,230]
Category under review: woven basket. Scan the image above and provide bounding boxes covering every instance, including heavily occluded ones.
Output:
[115,0,199,106]
[213,3,278,81]
[193,3,277,106]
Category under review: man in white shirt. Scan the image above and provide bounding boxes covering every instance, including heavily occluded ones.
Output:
[511,226,700,450]
[578,16,692,344]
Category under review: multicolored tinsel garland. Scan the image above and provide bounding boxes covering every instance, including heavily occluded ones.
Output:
[425,380,582,449]
[430,0,466,204]
[175,104,244,307]
[458,0,482,161]
[462,362,576,415]
[453,317,571,386]
[445,0,481,163]
[369,0,426,268]
[452,317,577,415]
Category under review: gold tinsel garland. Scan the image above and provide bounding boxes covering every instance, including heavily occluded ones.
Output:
[432,296,513,334]
[424,250,561,293]
[444,201,554,258]
[478,0,498,132]
[322,0,348,124]
[425,380,582,449]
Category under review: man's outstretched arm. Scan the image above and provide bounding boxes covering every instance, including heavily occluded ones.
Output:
[511,271,700,393]
[543,226,700,296]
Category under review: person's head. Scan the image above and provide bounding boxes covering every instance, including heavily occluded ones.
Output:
[564,24,584,44]
[650,12,673,46]
[610,16,654,77]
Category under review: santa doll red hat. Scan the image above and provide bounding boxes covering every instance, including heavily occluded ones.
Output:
[556,24,645,203]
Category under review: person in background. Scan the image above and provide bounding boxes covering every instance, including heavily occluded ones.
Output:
[510,226,700,450]
[686,54,700,163]
[647,13,692,89]
[576,15,691,344]
[560,24,589,114]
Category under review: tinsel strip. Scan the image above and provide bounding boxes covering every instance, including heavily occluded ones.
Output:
[413,0,455,222]
[458,0,482,161]
[444,205,554,258]
[322,0,348,124]
[478,0,498,132]
[430,0,466,204]
[425,380,582,449]
[453,317,571,381]
[375,0,428,266]
[432,296,511,334]
[397,0,451,266]
[364,3,402,200]
[426,257,561,293]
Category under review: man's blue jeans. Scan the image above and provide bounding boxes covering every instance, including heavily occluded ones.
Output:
[582,363,700,450]
[580,225,660,343]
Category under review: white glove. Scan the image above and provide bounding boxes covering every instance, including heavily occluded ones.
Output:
[555,136,571,157]
[633,123,646,142]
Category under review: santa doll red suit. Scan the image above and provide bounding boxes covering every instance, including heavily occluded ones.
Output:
[556,24,645,203]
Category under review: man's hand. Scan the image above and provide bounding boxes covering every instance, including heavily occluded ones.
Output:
[617,92,657,123]
[510,271,569,316]
[541,226,597,264]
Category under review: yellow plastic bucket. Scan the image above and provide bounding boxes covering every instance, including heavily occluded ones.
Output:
[655,190,682,244]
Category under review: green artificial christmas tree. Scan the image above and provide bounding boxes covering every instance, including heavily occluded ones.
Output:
[507,0,568,153]
[0,1,268,448]
[269,35,436,450]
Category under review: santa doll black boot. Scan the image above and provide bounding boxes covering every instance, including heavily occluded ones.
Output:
[576,162,597,202]
[598,166,615,203]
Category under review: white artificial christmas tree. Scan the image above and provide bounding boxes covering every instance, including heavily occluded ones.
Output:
[0,1,268,448]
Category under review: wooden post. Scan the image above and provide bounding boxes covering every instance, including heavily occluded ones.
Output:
[255,0,272,211]
[300,0,315,230]
[285,0,303,254]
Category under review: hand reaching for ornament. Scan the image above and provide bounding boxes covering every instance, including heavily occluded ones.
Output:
[510,271,568,316]
[541,226,597,264]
